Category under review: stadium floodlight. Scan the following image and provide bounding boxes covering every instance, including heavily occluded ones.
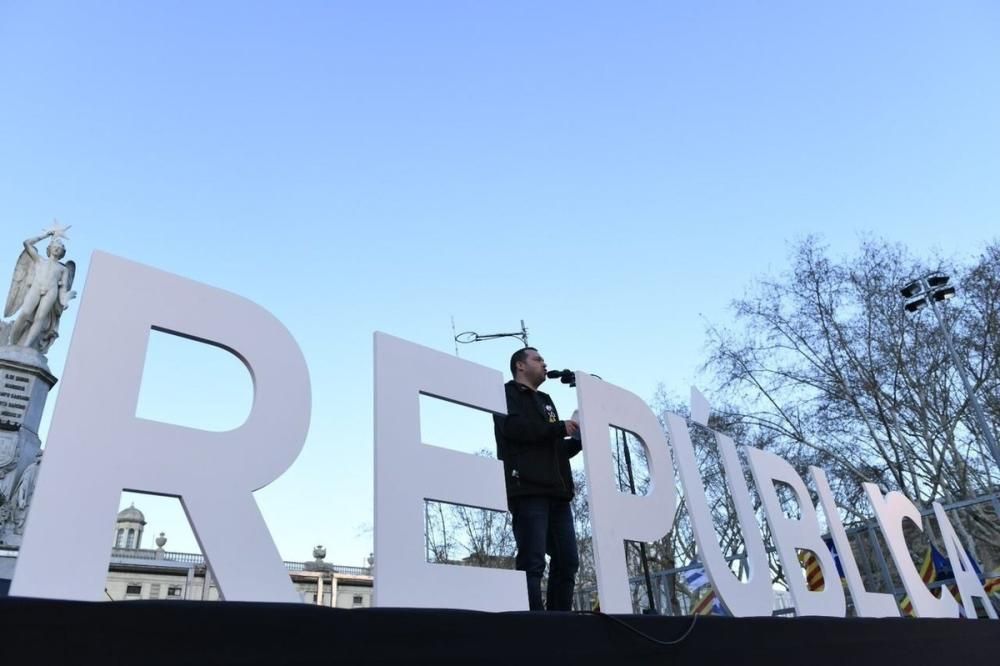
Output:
[900,281,922,299]
[933,286,956,302]
[900,272,1000,473]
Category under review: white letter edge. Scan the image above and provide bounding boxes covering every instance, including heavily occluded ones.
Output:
[372,332,526,610]
[745,448,846,616]
[863,484,958,618]
[12,251,311,602]
[810,467,898,617]
[576,372,676,614]
[667,389,773,616]
[932,502,997,619]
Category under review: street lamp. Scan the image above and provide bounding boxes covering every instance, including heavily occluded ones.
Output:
[900,273,1000,474]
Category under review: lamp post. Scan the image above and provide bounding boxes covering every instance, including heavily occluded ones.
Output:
[900,273,1000,474]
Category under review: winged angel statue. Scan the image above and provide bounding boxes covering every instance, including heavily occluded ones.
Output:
[2,223,77,354]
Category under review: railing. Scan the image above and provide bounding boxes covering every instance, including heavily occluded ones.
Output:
[107,547,372,576]
[110,548,205,564]
[283,562,373,576]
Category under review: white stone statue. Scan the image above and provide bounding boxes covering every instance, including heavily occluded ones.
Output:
[11,450,41,535]
[0,451,16,541]
[4,223,77,353]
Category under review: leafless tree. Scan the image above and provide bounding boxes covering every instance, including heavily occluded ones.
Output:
[702,237,1000,569]
[424,449,516,567]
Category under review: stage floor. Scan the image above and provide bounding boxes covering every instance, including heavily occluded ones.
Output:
[1,597,997,665]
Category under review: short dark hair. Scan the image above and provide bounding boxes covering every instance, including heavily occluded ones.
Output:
[510,346,537,377]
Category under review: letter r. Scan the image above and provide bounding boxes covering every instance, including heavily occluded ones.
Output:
[11,252,311,602]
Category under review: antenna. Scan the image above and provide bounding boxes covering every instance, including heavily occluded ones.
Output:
[455,319,530,347]
[450,315,460,357]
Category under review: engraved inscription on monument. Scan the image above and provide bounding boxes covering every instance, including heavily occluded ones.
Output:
[0,371,34,427]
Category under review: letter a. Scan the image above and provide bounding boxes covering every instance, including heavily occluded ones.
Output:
[932,503,997,619]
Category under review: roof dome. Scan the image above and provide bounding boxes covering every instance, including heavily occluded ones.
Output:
[116,503,146,525]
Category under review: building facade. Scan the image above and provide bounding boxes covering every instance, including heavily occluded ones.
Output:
[1,504,374,607]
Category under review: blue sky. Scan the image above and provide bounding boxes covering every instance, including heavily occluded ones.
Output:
[2,2,999,565]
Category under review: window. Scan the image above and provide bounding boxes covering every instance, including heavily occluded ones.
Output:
[125,584,142,597]
[352,595,363,606]
[126,529,135,549]
[149,583,161,598]
[167,586,182,598]
[115,529,124,548]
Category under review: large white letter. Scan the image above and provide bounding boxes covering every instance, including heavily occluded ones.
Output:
[745,449,845,616]
[12,252,311,602]
[863,484,958,618]
[810,467,898,617]
[932,502,997,619]
[372,332,525,610]
[666,389,773,616]
[576,373,676,614]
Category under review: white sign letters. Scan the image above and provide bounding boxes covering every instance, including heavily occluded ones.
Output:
[12,252,311,602]
[575,372,677,614]
[9,252,996,620]
[667,401,775,616]
[372,332,525,610]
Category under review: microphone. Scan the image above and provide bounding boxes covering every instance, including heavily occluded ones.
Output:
[546,369,576,386]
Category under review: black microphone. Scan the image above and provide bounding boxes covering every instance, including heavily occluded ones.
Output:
[546,369,576,386]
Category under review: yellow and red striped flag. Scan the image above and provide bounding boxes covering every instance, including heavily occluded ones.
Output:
[984,574,1000,598]
[899,547,936,617]
[692,587,717,615]
[798,550,825,591]
[684,566,724,615]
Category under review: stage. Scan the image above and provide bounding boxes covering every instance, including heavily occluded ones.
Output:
[1,597,996,664]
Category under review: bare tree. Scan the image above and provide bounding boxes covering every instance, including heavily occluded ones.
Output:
[702,236,1000,569]
[424,449,516,567]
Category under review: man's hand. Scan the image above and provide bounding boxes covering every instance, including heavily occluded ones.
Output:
[564,420,579,438]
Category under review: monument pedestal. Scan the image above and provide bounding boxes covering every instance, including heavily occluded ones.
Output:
[0,345,56,547]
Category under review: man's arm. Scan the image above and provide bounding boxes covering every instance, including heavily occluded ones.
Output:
[494,408,567,444]
[494,388,567,444]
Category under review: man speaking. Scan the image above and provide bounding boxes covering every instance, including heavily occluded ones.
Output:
[493,347,581,611]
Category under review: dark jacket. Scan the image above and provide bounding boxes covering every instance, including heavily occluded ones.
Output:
[493,380,582,501]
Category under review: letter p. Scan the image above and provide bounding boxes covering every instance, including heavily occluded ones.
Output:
[576,373,677,613]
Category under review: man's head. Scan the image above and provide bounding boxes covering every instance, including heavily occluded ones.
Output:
[510,346,547,388]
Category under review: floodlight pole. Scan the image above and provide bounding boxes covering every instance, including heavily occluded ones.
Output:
[923,284,1000,474]
[904,274,1000,475]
